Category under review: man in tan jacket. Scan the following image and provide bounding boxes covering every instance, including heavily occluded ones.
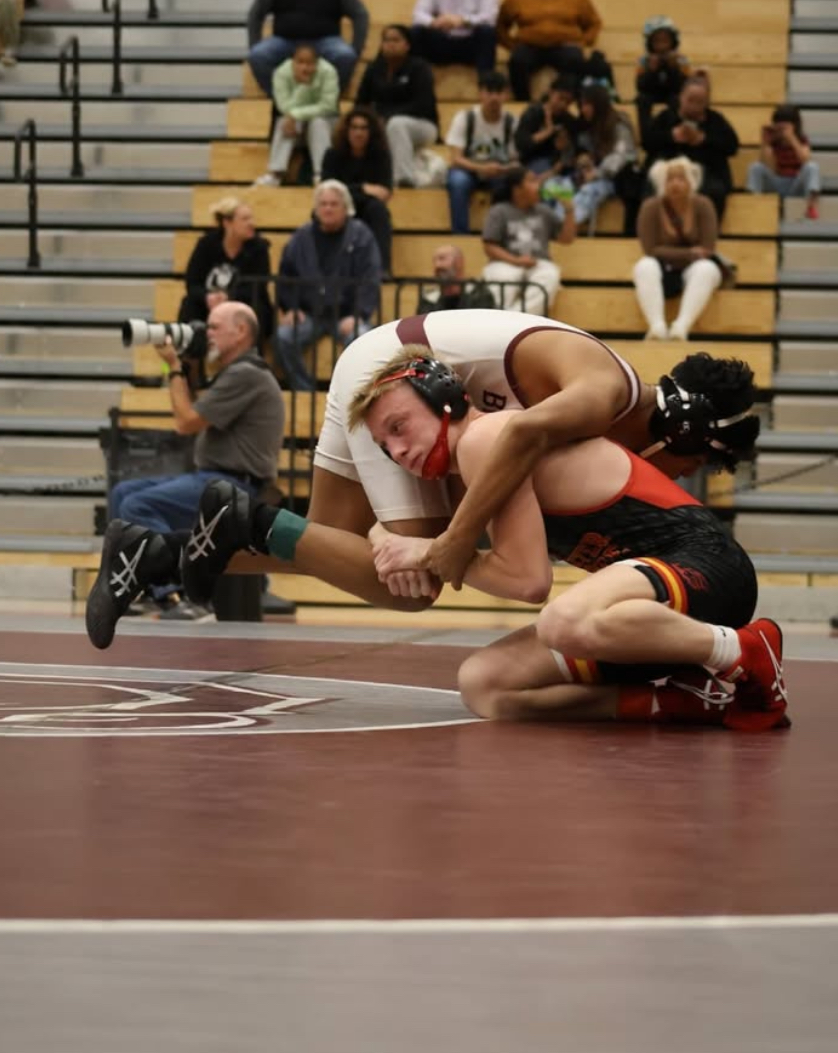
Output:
[497,0,602,100]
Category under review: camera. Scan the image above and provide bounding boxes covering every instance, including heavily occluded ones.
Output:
[121,319,207,356]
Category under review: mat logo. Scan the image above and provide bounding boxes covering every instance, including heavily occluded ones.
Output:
[0,664,472,736]
[0,674,330,736]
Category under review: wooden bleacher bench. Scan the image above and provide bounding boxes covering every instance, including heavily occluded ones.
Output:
[241,61,785,108]
[135,337,772,391]
[190,185,780,238]
[153,276,774,337]
[226,97,776,150]
[208,137,764,191]
[171,231,777,286]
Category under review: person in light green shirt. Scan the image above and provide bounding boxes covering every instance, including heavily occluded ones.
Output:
[255,44,340,187]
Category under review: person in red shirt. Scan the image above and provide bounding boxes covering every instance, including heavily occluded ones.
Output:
[746,104,821,220]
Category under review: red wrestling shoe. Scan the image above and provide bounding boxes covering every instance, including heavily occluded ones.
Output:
[658,666,732,726]
[723,619,791,731]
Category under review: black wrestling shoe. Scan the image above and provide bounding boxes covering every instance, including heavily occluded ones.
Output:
[86,520,173,649]
[180,479,254,606]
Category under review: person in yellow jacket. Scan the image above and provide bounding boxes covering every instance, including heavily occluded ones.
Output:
[255,43,340,187]
[497,0,602,100]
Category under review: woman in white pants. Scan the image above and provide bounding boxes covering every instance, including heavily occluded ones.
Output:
[632,156,723,340]
[256,44,339,187]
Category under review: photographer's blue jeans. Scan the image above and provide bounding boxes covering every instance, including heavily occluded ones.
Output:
[109,470,258,601]
[274,316,371,391]
[248,35,356,94]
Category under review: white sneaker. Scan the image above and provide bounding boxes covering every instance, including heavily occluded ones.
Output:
[668,321,689,340]
[645,321,669,340]
[253,172,281,187]
[1,50,17,67]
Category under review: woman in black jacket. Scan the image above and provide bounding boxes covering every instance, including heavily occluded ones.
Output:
[355,24,439,187]
[179,197,274,346]
[321,106,393,275]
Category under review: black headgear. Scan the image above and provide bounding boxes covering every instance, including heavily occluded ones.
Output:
[377,356,470,420]
[645,375,752,458]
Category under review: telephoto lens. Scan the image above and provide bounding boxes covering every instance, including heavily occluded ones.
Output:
[121,319,206,351]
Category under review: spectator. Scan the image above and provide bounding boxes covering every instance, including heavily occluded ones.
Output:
[481,165,575,314]
[273,179,382,391]
[246,0,368,96]
[355,24,440,187]
[632,156,723,341]
[496,0,602,102]
[560,81,637,229]
[645,75,739,221]
[416,244,497,311]
[0,0,20,66]
[410,0,497,74]
[635,15,691,148]
[515,73,581,174]
[178,197,274,369]
[255,44,339,187]
[321,106,394,276]
[445,70,519,234]
[109,302,285,620]
[747,104,821,220]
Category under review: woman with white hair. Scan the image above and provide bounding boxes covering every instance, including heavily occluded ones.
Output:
[273,179,382,390]
[632,155,723,340]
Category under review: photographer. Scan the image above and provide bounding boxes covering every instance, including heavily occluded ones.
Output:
[110,302,285,619]
[747,104,821,221]
[179,197,274,364]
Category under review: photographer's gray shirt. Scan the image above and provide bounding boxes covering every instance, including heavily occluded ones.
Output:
[193,349,284,482]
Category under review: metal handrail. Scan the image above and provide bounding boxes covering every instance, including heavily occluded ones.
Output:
[101,0,160,20]
[13,120,41,270]
[58,36,85,178]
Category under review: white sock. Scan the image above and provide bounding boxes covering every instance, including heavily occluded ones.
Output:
[705,625,742,674]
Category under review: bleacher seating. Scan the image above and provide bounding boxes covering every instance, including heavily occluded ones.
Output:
[3,0,838,617]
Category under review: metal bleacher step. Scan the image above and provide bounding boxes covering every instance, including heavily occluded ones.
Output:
[0,435,105,482]
[757,430,838,453]
[0,276,156,310]
[753,450,838,490]
[0,141,210,179]
[0,98,228,130]
[777,340,838,373]
[4,59,243,92]
[772,371,838,393]
[0,326,128,359]
[791,32,838,56]
[781,239,838,271]
[0,355,133,379]
[0,229,173,263]
[779,288,838,323]
[0,183,192,217]
[0,496,99,538]
[0,379,124,421]
[734,512,838,555]
[770,395,838,432]
[15,43,244,64]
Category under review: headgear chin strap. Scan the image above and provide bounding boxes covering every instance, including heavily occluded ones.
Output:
[640,375,753,460]
[374,357,469,478]
[421,407,452,479]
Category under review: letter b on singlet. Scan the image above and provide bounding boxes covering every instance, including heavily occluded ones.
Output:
[482,390,507,411]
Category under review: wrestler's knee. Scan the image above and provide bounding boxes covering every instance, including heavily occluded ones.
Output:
[536,599,605,656]
[458,653,502,719]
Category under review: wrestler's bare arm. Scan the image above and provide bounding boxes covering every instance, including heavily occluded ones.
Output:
[456,416,553,604]
[425,333,630,587]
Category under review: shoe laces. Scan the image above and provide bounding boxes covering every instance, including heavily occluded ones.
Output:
[667,669,734,709]
[110,537,148,598]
